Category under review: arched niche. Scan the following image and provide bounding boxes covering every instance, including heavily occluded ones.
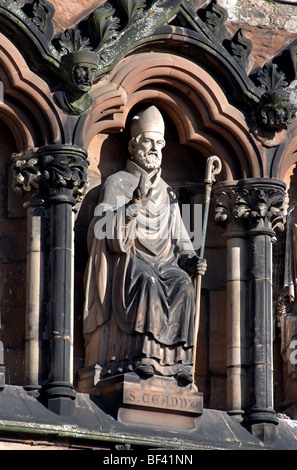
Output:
[73,50,263,402]
[76,51,264,182]
[74,104,227,401]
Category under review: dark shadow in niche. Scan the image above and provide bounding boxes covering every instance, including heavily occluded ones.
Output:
[0,120,27,385]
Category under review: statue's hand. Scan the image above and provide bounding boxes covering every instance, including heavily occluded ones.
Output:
[132,174,153,207]
[126,175,153,219]
[184,256,207,277]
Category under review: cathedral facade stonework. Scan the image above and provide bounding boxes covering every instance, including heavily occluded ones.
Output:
[1,0,297,450]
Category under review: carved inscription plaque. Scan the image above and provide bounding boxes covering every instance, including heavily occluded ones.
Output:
[123,386,202,414]
[95,373,203,428]
[121,375,203,415]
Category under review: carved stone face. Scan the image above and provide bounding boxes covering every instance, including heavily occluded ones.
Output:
[130,131,165,171]
[72,62,98,93]
[61,51,99,94]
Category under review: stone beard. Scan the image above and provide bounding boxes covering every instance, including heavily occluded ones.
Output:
[83,106,202,385]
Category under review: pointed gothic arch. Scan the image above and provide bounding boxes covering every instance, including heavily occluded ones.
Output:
[79,51,264,181]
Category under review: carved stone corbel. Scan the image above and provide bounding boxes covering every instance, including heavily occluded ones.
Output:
[252,63,297,132]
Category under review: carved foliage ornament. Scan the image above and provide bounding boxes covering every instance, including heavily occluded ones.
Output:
[25,0,55,38]
[1,0,297,128]
[0,0,258,114]
[214,184,286,234]
[253,63,297,130]
[11,148,88,201]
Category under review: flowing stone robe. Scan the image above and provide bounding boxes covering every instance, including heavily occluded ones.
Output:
[83,159,197,378]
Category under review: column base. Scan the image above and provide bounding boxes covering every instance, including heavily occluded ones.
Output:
[227,409,244,423]
[249,422,279,442]
[243,408,279,442]
[41,382,76,417]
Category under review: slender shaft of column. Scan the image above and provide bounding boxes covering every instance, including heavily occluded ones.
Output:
[240,178,286,442]
[43,195,76,415]
[25,205,46,390]
[0,340,5,389]
[214,183,251,421]
[245,230,278,427]
[226,232,250,421]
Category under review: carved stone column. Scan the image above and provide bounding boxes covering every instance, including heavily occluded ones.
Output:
[12,144,88,416]
[214,178,286,440]
[214,184,251,423]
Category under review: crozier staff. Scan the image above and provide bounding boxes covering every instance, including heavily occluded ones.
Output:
[83,106,207,386]
[193,155,222,379]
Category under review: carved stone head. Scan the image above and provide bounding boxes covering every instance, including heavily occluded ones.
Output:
[256,88,296,130]
[61,50,99,93]
[55,50,100,115]
[128,106,166,171]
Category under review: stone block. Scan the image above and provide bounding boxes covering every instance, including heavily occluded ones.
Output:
[100,373,203,430]
[79,370,203,431]
[250,422,279,443]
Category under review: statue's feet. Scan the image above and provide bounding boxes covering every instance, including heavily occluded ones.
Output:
[134,364,154,379]
[175,371,193,386]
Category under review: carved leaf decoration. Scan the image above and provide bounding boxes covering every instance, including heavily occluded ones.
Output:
[89,4,120,48]
[227,28,253,67]
[214,190,236,224]
[153,0,171,5]
[199,0,228,35]
[57,28,92,54]
[42,155,88,190]
[31,0,54,36]
[12,158,42,194]
[257,63,288,92]
[215,186,286,232]
[264,190,286,231]
[118,0,147,24]
[254,62,297,129]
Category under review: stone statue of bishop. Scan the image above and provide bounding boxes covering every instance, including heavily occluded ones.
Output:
[83,106,206,386]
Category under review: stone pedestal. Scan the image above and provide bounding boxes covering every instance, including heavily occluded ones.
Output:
[78,369,203,431]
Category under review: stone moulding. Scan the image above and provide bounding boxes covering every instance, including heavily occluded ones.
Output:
[0,0,260,115]
[78,50,264,181]
[0,1,296,162]
[0,0,59,69]
[0,0,296,129]
[0,30,64,148]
